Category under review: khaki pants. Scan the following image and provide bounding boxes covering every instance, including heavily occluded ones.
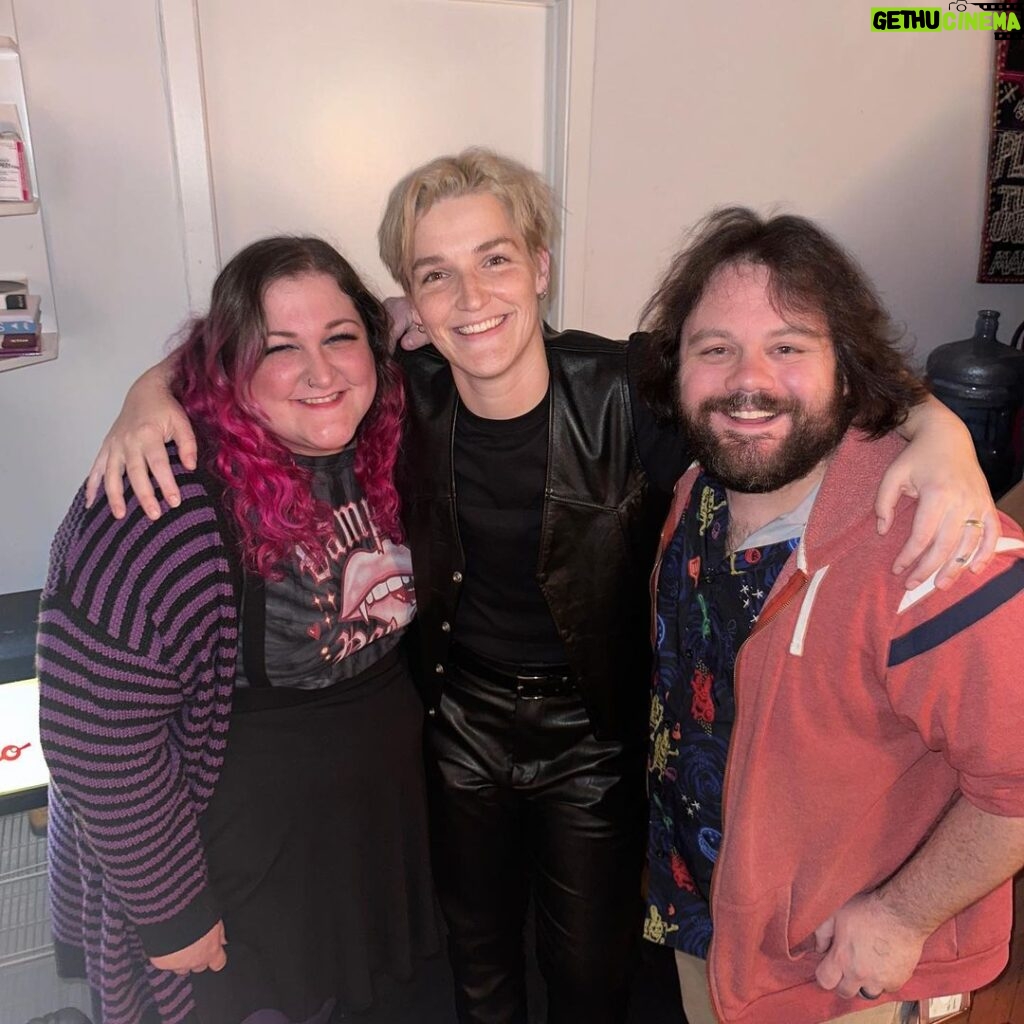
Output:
[675,950,907,1024]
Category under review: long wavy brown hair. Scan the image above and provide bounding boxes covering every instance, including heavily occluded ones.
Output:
[637,207,928,434]
[171,236,405,577]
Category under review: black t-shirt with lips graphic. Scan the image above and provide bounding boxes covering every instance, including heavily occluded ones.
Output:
[234,447,416,692]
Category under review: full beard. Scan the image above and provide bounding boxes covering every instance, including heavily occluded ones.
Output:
[681,389,849,494]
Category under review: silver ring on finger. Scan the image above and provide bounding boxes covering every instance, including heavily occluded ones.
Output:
[858,987,883,1000]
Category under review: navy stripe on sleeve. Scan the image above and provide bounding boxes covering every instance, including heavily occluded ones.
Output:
[888,561,1024,668]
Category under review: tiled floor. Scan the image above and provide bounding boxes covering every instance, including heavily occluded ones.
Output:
[0,808,684,1024]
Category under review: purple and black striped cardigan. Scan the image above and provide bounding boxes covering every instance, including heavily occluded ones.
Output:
[38,453,239,1024]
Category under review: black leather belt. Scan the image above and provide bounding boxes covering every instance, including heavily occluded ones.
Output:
[450,644,576,699]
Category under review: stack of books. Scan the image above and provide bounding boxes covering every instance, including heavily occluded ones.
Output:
[0,294,42,358]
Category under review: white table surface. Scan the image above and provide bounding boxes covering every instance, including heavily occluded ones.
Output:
[0,677,48,798]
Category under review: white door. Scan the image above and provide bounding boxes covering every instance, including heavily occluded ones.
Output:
[161,0,596,325]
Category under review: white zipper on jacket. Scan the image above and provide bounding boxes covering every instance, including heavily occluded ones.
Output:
[789,549,830,657]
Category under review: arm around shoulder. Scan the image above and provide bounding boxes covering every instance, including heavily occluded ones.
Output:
[882,396,1000,588]
[85,356,196,521]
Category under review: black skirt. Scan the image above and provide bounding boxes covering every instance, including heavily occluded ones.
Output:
[191,646,441,1024]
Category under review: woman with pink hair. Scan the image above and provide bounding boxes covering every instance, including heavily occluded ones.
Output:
[38,237,439,1024]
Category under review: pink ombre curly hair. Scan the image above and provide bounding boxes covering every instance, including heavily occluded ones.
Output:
[171,236,404,577]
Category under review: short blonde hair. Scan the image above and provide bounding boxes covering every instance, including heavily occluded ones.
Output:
[378,147,557,292]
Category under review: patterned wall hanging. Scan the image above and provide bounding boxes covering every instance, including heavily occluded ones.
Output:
[979,27,1024,282]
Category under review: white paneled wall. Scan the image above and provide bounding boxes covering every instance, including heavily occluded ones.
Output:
[1,0,1017,593]
[0,0,189,594]
[582,1,1024,354]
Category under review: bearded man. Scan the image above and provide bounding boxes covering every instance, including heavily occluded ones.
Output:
[639,208,1024,1024]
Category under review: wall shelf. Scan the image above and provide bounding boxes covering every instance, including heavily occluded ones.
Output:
[0,198,37,215]
[0,35,58,367]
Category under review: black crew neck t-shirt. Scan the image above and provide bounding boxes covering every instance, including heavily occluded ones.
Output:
[452,389,563,664]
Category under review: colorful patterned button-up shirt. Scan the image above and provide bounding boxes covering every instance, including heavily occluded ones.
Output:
[644,472,798,957]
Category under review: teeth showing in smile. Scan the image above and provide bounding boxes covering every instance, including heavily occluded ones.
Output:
[300,392,341,405]
[729,409,775,421]
[456,315,506,335]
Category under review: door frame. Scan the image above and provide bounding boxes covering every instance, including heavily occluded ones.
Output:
[157,0,596,328]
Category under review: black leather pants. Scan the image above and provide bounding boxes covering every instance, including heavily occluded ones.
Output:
[424,664,647,1024]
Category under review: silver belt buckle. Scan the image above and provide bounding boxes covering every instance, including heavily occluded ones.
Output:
[515,673,549,700]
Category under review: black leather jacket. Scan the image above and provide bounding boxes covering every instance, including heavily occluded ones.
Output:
[397,328,669,741]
